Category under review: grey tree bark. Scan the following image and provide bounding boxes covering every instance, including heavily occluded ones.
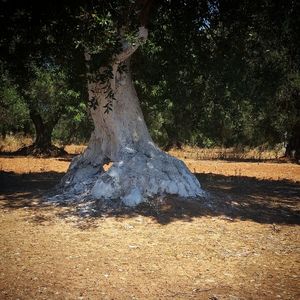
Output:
[56,27,205,206]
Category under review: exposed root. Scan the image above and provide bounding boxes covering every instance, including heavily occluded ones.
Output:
[49,150,206,207]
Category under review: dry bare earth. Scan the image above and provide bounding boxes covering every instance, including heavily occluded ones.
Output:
[0,149,299,299]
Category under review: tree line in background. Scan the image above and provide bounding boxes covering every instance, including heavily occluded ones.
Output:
[0,0,299,157]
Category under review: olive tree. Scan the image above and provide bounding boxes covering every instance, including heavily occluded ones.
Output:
[58,1,205,205]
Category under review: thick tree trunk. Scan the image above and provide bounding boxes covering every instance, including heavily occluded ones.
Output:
[56,27,205,206]
[285,123,300,160]
[16,108,66,156]
[30,111,52,150]
[30,109,58,150]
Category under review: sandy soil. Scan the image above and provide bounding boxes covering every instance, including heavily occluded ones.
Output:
[0,153,299,300]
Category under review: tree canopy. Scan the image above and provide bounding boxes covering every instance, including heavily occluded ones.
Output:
[0,0,299,156]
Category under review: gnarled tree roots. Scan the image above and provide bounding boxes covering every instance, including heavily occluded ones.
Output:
[49,149,205,207]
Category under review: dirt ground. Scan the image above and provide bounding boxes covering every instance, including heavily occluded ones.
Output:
[0,151,299,300]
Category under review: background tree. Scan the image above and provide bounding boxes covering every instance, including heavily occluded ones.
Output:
[22,63,82,155]
[0,0,89,154]
[0,60,86,155]
[134,0,300,152]
[0,67,31,138]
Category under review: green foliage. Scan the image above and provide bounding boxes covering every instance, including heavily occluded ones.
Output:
[0,70,31,136]
[26,63,80,123]
[1,0,299,149]
[133,0,300,148]
[0,61,91,144]
[53,102,93,144]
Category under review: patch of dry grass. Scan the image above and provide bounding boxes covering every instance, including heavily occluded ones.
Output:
[0,135,33,152]
[0,155,299,299]
[0,135,286,161]
[64,144,87,155]
[0,136,87,155]
[169,145,286,161]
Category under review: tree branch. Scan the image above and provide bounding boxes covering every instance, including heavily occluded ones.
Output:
[136,0,155,27]
[115,26,148,63]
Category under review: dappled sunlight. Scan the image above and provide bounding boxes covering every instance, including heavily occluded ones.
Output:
[0,155,299,225]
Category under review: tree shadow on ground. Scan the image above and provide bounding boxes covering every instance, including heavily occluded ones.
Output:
[0,151,74,159]
[199,157,299,164]
[1,151,298,165]
[0,171,299,227]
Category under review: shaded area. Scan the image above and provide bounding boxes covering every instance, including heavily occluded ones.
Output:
[1,149,298,164]
[0,147,70,158]
[0,171,299,226]
[196,173,300,225]
[178,155,297,164]
[0,153,75,162]
[168,149,299,164]
[14,144,67,157]
[0,171,63,208]
[203,156,299,164]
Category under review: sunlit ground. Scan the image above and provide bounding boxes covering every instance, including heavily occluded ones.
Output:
[0,147,299,299]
